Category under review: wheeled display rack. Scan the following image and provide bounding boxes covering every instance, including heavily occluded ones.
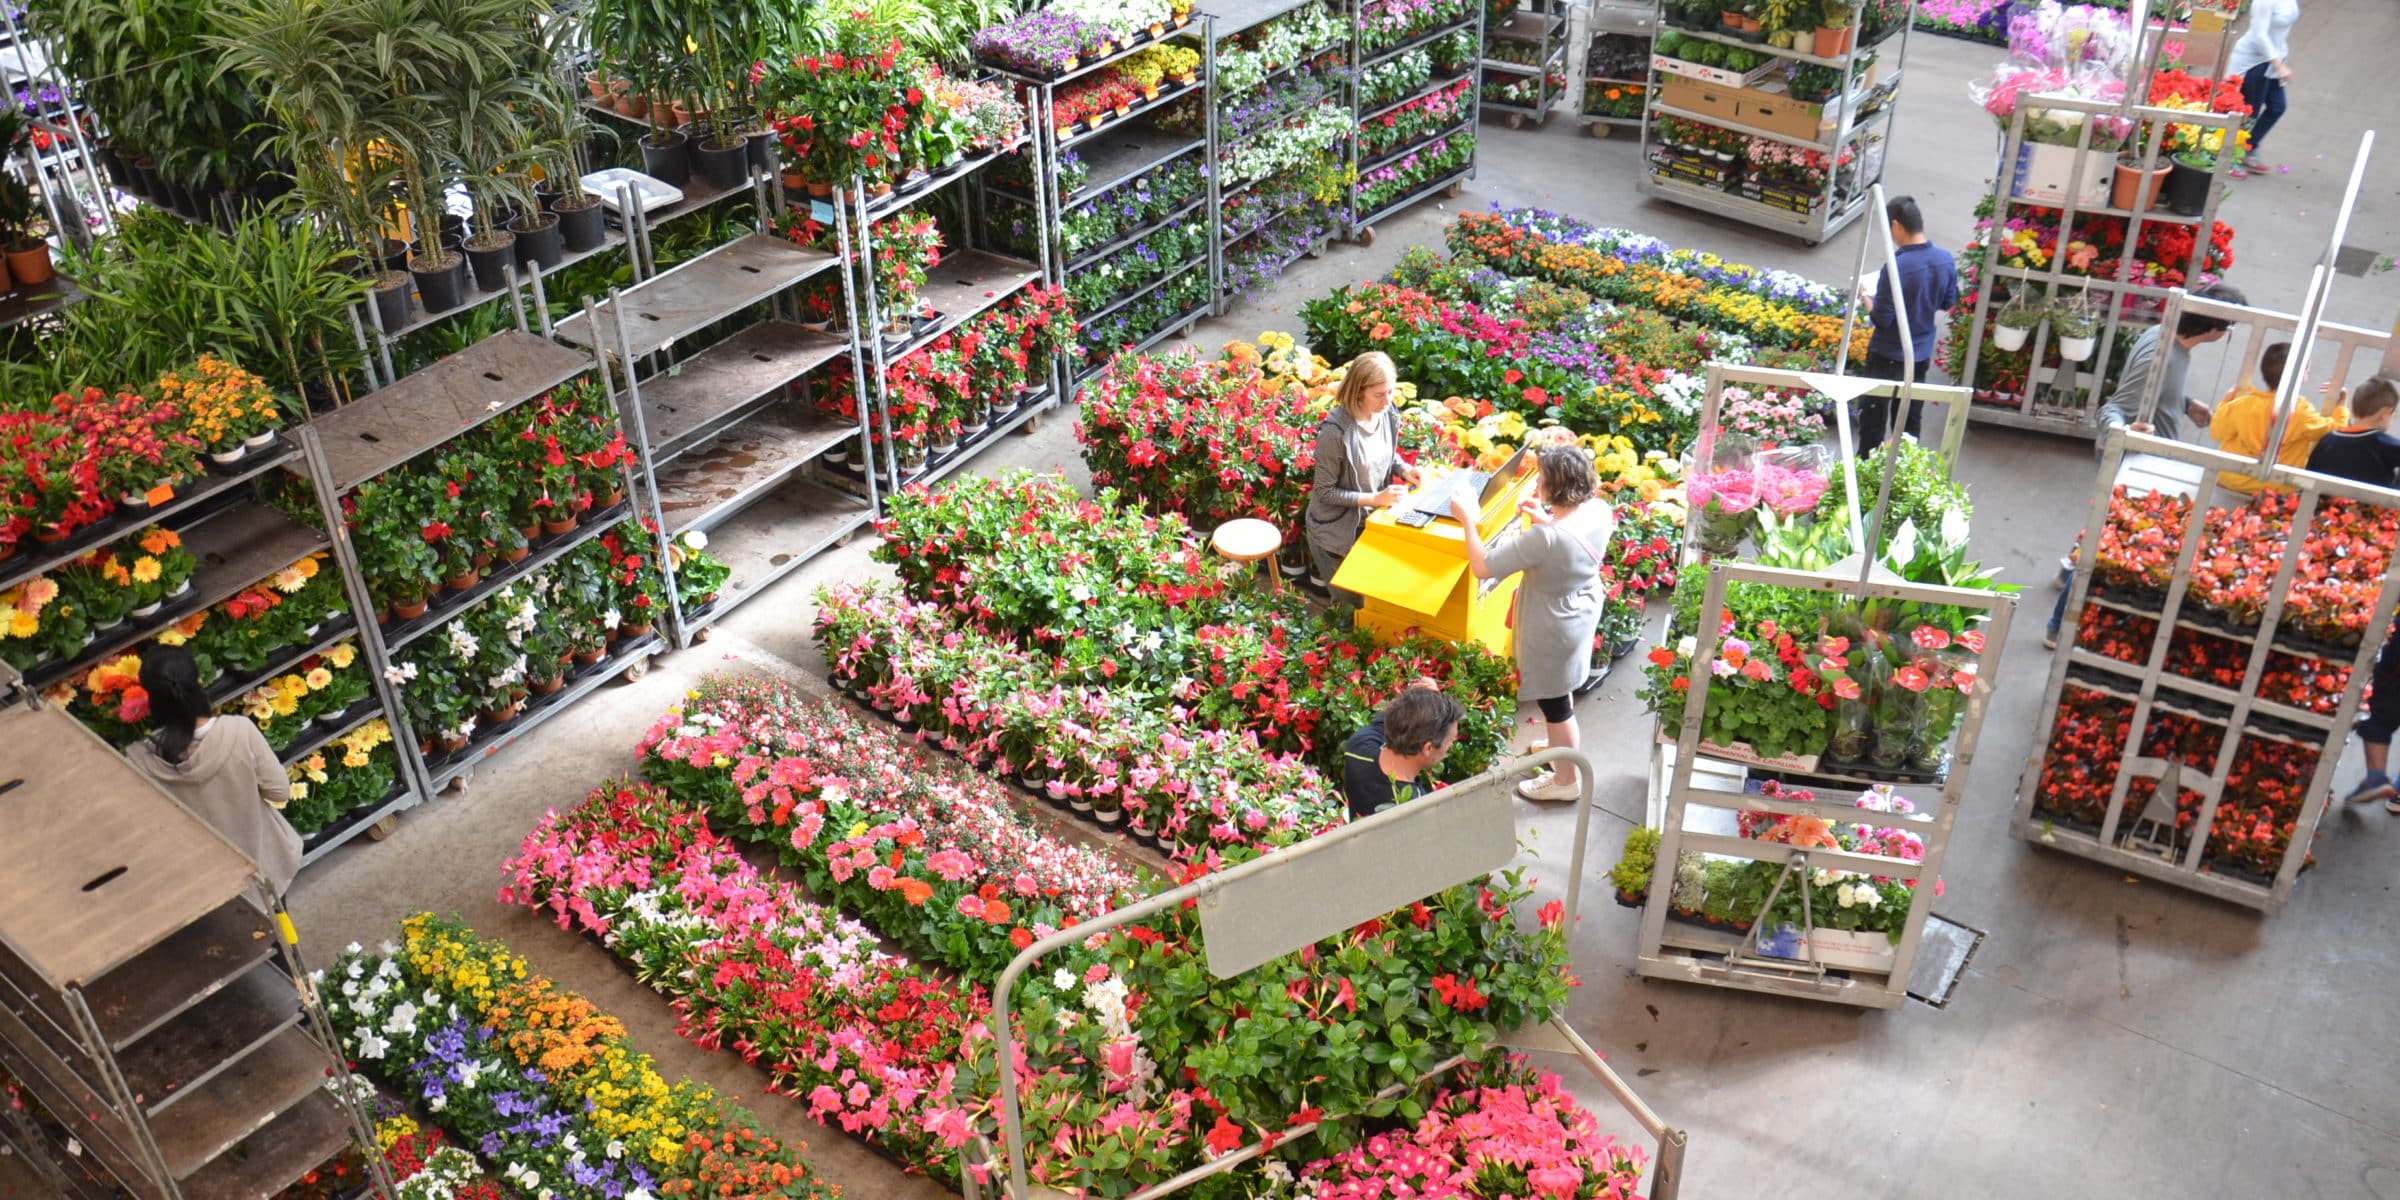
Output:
[1348,0,1484,243]
[552,174,874,653]
[1636,0,1910,243]
[1955,95,2243,434]
[1202,0,1349,310]
[0,704,391,1200]
[986,19,1216,380]
[1480,0,1567,127]
[1636,365,2005,1008]
[2013,288,2400,910]
[1578,0,1656,137]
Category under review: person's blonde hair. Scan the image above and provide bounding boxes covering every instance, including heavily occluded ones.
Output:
[1534,444,1598,508]
[1335,352,1399,421]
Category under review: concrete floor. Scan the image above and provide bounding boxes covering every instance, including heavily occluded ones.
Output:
[275,7,2400,1197]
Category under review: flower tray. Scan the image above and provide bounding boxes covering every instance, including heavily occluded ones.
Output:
[1693,738,1819,775]
[1802,754,1946,789]
[1650,52,1778,89]
[1648,149,1735,189]
[1737,180,1825,213]
[2270,625,2367,662]
[2089,581,2167,614]
[2175,604,2260,638]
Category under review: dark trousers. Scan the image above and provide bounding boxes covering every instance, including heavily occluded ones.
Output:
[2362,629,2400,747]
[2240,62,2287,154]
[1854,351,1927,453]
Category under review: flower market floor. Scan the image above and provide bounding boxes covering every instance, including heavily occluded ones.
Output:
[275,6,2400,1197]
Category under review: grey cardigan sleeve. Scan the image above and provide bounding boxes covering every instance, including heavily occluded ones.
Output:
[1312,421,1371,510]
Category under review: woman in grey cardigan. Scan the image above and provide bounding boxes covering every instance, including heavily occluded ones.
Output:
[1305,352,1419,603]
[1452,443,1613,802]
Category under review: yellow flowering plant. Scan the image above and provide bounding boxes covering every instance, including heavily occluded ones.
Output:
[283,718,398,833]
[157,354,285,452]
[0,575,70,670]
[124,526,197,609]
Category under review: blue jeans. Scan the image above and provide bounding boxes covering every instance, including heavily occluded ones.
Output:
[2046,566,2070,635]
[2240,62,2287,155]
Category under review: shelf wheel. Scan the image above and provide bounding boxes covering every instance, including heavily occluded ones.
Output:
[621,653,654,683]
[690,624,714,644]
[1445,179,1466,198]
[367,814,402,842]
[1507,112,1527,130]
[1586,121,1611,138]
[1353,225,1378,247]
[447,769,473,796]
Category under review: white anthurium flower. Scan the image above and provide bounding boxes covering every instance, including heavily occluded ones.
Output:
[356,1029,390,1059]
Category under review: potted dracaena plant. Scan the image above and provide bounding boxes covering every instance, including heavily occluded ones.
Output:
[212,0,416,330]
[448,71,544,294]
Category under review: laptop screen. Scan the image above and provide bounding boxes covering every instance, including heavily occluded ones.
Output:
[1475,446,1529,508]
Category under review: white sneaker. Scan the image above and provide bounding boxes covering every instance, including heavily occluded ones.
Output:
[1516,772,1581,802]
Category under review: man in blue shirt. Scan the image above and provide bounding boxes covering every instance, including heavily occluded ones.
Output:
[1854,195,1959,452]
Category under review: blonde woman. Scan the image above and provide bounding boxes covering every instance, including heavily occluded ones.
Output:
[1306,352,1420,603]
[1452,444,1612,802]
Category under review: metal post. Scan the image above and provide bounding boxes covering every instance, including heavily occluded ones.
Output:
[294,425,436,807]
[594,290,683,649]
[60,989,179,1198]
[263,884,398,1200]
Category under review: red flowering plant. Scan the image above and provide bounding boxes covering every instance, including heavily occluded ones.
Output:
[2034,685,2136,828]
[1644,613,1837,761]
[761,12,920,188]
[871,212,942,324]
[598,519,662,631]
[2205,733,2321,879]
[1074,335,1444,553]
[0,410,113,551]
[54,387,204,505]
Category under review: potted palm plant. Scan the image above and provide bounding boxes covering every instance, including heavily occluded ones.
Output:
[450,76,541,293]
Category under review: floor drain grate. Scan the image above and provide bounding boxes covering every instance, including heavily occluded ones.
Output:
[1907,913,1984,1007]
[2333,243,2383,278]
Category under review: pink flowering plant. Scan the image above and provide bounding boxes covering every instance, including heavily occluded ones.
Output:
[1297,1055,1648,1199]
[1717,387,1825,448]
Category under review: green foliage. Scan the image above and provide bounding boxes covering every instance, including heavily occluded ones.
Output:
[1813,440,1972,549]
[1608,827,1660,896]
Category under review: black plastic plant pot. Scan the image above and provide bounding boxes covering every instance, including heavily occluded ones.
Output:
[436,211,466,248]
[465,234,517,292]
[380,236,411,275]
[95,143,128,188]
[2163,159,2213,216]
[746,128,777,174]
[511,212,565,269]
[640,130,691,186]
[410,254,468,314]
[371,273,415,332]
[128,157,157,198]
[693,138,749,190]
[551,197,606,251]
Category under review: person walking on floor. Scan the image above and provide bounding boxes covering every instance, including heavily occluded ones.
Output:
[1341,680,1465,819]
[2046,282,2246,649]
[1451,444,1613,803]
[1855,195,1959,453]
[1306,351,1420,604]
[122,645,305,896]
[2302,376,2400,812]
[2228,0,2298,181]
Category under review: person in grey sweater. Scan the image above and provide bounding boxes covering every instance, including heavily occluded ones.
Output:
[1452,444,1614,802]
[123,645,303,895]
[1306,351,1419,603]
[2047,283,2243,647]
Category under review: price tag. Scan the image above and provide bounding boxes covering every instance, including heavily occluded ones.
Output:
[144,482,176,506]
[810,199,837,225]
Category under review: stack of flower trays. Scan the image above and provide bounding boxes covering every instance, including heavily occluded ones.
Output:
[1209,0,1352,303]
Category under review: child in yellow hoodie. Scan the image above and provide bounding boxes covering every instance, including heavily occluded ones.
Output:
[2211,342,2345,493]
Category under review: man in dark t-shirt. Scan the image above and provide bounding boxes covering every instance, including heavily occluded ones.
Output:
[2307,376,2400,813]
[1342,683,1464,820]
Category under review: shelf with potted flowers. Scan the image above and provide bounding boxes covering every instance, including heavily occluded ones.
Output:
[1477,0,1566,124]
[2018,420,2400,912]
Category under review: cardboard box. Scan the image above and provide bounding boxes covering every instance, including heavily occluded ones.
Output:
[1651,51,1779,89]
[2009,142,2114,209]
[1658,76,1743,124]
[1736,94,1833,143]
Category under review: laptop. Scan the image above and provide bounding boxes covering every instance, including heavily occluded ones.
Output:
[1403,445,1528,521]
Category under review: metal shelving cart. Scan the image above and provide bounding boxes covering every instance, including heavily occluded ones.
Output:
[1577,0,1655,137]
[0,703,392,1200]
[2013,287,2400,912]
[1635,0,1910,243]
[1955,95,2244,434]
[1480,0,1567,127]
[549,174,872,655]
[986,22,1217,371]
[1633,364,2006,1008]
[1347,0,1484,244]
[1201,0,1348,310]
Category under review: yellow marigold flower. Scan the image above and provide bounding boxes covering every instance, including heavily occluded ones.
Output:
[131,557,162,584]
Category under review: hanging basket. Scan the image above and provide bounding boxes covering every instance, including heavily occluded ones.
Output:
[2056,334,2097,362]
[1992,323,2031,353]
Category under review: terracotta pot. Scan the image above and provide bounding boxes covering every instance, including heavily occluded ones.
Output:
[599,487,624,509]
[445,569,480,592]
[5,243,54,288]
[783,171,810,194]
[2112,159,2172,211]
[391,597,430,619]
[615,94,646,119]
[1113,103,1131,117]
[806,180,834,198]
[31,526,66,544]
[869,180,894,197]
[573,647,606,665]
[586,72,609,100]
[482,702,523,725]
[517,521,540,542]
[503,543,529,564]
[439,734,471,754]
[670,102,694,127]
[533,674,565,695]
[541,516,578,536]
[1149,21,1165,34]
[618,620,654,639]
[471,551,493,570]
[1812,24,1852,56]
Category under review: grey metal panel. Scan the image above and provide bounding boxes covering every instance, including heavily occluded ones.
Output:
[311,330,593,492]
[1195,775,1517,978]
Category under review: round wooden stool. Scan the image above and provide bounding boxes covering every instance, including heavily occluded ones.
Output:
[1211,518,1284,593]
